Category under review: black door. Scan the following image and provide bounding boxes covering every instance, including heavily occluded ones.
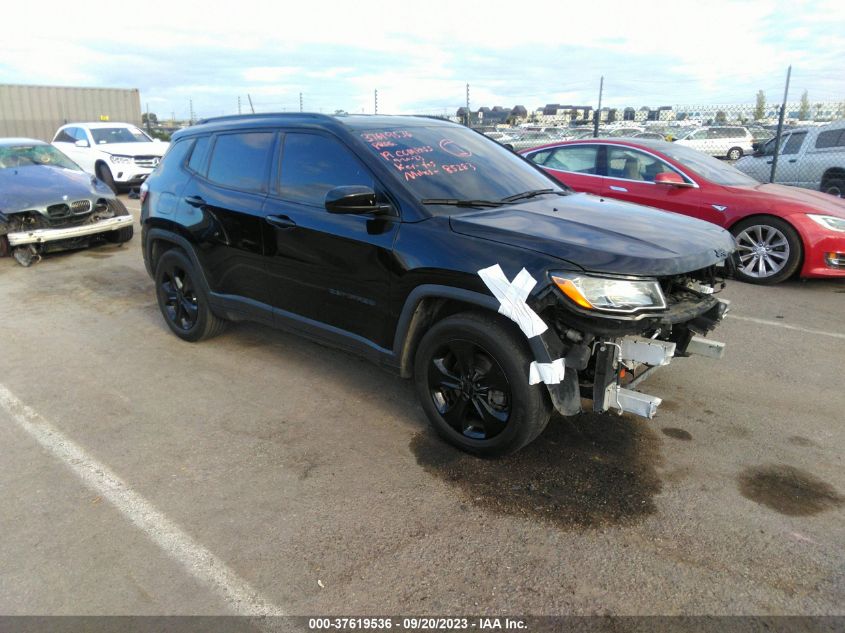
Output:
[184,130,276,310]
[263,131,398,348]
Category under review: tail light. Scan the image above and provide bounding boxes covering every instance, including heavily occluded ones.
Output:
[140,182,149,205]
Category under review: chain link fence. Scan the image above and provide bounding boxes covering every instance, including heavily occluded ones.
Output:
[449,101,845,196]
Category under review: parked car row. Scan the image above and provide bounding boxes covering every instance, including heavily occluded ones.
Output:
[521,137,845,283]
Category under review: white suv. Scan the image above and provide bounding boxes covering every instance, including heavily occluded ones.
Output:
[52,122,169,192]
[674,126,755,160]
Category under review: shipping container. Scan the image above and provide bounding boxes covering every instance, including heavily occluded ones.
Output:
[0,84,142,141]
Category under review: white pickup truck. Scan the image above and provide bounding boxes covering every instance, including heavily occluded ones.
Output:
[735,120,845,196]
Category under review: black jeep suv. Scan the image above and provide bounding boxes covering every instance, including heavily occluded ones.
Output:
[141,114,734,456]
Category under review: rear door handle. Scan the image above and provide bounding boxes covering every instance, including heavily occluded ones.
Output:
[788,158,797,163]
[266,214,297,229]
[766,160,773,164]
[184,195,205,207]
[609,185,628,192]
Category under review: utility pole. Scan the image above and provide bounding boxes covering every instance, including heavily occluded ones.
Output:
[374,89,378,114]
[466,83,470,127]
[238,96,241,115]
[770,65,792,183]
[189,99,195,125]
[145,102,152,134]
[593,76,604,138]
[299,92,303,112]
[247,94,255,114]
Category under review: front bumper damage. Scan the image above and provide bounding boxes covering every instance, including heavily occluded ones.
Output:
[7,215,133,246]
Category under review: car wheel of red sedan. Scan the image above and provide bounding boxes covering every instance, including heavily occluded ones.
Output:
[731,217,803,284]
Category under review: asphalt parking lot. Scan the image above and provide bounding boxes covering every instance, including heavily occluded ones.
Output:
[1,195,843,617]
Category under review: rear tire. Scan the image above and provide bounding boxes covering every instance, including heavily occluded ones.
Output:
[96,163,119,194]
[105,199,134,244]
[155,249,227,342]
[821,177,844,197]
[413,311,552,457]
[731,216,802,284]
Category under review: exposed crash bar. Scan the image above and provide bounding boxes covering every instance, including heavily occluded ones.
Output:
[7,215,134,246]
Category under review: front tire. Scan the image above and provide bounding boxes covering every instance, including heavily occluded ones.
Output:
[413,312,552,457]
[727,147,743,161]
[731,216,802,284]
[155,249,227,341]
[96,163,119,194]
[105,199,134,244]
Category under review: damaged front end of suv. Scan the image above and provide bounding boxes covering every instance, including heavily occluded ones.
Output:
[0,139,134,266]
[529,264,731,420]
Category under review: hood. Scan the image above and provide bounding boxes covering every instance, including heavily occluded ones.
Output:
[449,193,735,277]
[96,141,168,157]
[0,166,111,211]
[727,182,845,219]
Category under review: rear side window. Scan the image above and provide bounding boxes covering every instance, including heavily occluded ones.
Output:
[207,132,274,193]
[278,133,374,207]
[158,138,193,171]
[542,146,598,174]
[815,129,845,149]
[187,135,211,174]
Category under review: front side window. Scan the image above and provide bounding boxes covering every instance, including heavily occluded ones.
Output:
[90,126,151,144]
[607,147,677,182]
[781,132,806,155]
[207,132,274,193]
[278,133,374,206]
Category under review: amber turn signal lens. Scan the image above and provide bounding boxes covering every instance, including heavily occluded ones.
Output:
[552,276,594,309]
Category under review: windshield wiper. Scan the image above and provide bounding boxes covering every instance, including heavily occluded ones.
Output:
[499,189,569,203]
[420,198,503,208]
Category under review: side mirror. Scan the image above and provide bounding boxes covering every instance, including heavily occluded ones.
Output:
[74,139,89,148]
[654,172,694,188]
[325,186,389,214]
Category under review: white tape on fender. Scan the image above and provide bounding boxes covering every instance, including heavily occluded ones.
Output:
[477,264,548,338]
[529,359,565,385]
[478,264,566,385]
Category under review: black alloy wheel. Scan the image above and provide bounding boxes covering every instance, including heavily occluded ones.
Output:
[154,249,226,341]
[414,312,552,456]
[428,338,511,440]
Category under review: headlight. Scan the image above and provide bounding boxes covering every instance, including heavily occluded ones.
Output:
[109,154,132,165]
[551,274,667,313]
[807,214,845,233]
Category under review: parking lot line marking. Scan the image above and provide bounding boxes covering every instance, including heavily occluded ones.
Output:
[729,314,845,340]
[0,383,286,617]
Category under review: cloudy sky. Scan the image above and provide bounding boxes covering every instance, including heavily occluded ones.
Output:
[3,0,844,120]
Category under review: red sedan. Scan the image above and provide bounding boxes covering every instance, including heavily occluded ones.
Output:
[521,139,845,284]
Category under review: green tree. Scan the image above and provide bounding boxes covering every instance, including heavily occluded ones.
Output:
[142,112,158,125]
[754,90,766,120]
[715,110,727,124]
[798,90,810,120]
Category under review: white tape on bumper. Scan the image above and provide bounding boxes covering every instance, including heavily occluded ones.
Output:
[477,264,548,339]
[529,358,565,385]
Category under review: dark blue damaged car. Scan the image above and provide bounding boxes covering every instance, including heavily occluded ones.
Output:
[0,138,134,266]
[141,114,735,456]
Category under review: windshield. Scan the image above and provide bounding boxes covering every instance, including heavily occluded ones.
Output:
[358,126,564,210]
[90,126,152,144]
[0,144,82,171]
[659,143,759,186]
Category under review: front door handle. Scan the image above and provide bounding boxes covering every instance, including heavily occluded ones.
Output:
[266,214,297,229]
[788,158,797,163]
[609,185,628,192]
[766,160,773,164]
[184,195,205,207]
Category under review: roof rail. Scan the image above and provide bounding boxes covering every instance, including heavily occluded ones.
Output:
[195,112,335,125]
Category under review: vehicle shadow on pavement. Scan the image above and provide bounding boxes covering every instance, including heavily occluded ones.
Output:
[411,413,663,531]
